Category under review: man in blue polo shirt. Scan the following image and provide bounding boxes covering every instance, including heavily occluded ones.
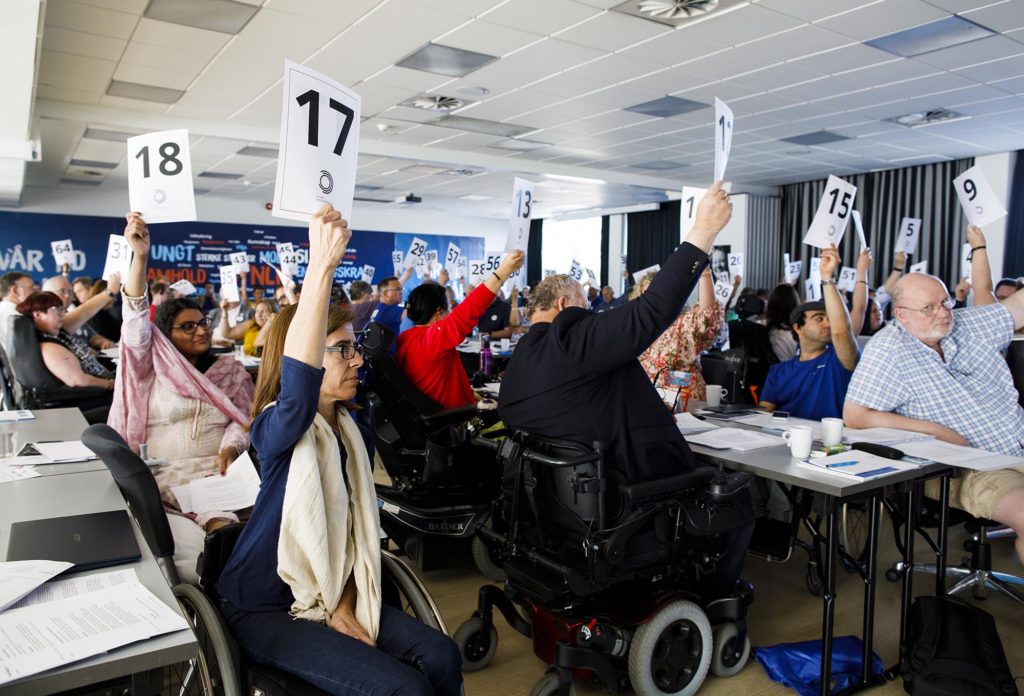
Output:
[758,245,859,420]
[369,275,406,337]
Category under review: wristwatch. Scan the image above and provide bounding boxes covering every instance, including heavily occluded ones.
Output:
[821,279,837,286]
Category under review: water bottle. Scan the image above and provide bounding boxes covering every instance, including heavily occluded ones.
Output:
[479,335,493,376]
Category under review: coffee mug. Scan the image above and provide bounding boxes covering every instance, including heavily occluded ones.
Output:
[783,426,814,458]
[821,417,844,447]
[706,384,728,407]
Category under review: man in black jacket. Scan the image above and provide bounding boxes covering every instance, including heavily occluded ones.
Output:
[499,182,751,597]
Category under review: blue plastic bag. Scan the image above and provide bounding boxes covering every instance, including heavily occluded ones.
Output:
[754,636,884,696]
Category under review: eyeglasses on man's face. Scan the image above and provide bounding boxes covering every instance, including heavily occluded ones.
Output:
[898,297,955,317]
[324,343,363,360]
[45,306,67,316]
[172,317,214,334]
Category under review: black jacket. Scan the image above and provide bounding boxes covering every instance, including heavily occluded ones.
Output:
[499,242,711,483]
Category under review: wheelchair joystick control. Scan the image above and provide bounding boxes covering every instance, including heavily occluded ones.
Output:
[707,463,751,502]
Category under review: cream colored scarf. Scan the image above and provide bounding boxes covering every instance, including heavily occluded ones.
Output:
[277,407,382,639]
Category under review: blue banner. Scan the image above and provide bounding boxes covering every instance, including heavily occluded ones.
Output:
[0,211,484,292]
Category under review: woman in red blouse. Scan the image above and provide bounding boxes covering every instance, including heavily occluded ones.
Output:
[396,251,524,408]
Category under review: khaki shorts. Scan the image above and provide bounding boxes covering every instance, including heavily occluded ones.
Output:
[925,465,1024,520]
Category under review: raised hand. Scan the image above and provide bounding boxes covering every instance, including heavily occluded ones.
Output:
[856,247,872,275]
[819,244,840,280]
[894,250,906,270]
[966,224,985,248]
[694,182,732,236]
[439,268,450,286]
[107,272,122,296]
[307,204,351,270]
[124,213,150,256]
[498,250,525,279]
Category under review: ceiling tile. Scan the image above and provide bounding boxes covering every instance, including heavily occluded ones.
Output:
[261,0,379,24]
[530,54,662,99]
[555,11,670,51]
[45,0,140,39]
[113,62,195,91]
[41,26,126,61]
[482,0,601,36]
[757,0,886,22]
[35,84,104,105]
[677,4,804,45]
[728,62,826,92]
[120,42,217,75]
[742,24,854,61]
[914,34,1024,69]
[131,18,231,55]
[437,20,543,56]
[442,38,606,95]
[953,52,1024,82]
[961,1,1024,33]
[817,0,952,41]
[618,27,730,66]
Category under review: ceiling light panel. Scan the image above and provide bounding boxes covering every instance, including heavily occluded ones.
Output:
[82,127,140,142]
[865,15,995,55]
[396,43,499,77]
[68,158,118,169]
[198,171,244,180]
[488,138,553,151]
[624,95,710,118]
[144,0,259,34]
[106,80,184,104]
[236,146,278,158]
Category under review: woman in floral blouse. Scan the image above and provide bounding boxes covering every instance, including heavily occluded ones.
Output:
[638,267,723,400]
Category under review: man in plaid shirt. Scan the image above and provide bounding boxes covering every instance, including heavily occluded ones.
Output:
[844,272,1024,566]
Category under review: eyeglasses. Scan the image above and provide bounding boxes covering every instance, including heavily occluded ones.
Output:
[172,317,214,334]
[45,306,66,316]
[897,298,955,317]
[383,286,402,294]
[324,343,363,360]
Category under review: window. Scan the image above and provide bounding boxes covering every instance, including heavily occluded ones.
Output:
[541,216,602,285]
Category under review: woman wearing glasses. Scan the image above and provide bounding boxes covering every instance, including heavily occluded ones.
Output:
[217,205,462,695]
[108,213,254,582]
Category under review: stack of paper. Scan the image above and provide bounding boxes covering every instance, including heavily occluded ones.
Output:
[0,567,188,686]
[0,466,41,483]
[30,441,98,463]
[0,410,34,422]
[171,452,261,514]
[686,428,783,451]
[844,427,934,446]
[899,440,1024,471]
[798,451,920,480]
[0,560,73,612]
[675,412,719,435]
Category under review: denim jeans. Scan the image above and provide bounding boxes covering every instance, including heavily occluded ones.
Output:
[221,601,463,696]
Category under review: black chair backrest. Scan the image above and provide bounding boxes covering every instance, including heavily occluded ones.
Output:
[700,351,749,404]
[1007,338,1024,408]
[11,315,62,390]
[362,321,443,446]
[81,424,175,561]
[0,340,18,409]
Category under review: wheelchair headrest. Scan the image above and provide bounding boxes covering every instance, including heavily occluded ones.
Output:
[362,321,443,419]
[11,315,62,389]
[362,321,395,359]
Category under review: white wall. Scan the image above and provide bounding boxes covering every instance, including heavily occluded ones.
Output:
[974,152,1013,280]
[14,185,509,248]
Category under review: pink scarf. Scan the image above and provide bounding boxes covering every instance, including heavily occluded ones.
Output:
[108,327,252,454]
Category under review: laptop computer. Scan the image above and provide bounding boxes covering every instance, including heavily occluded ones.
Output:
[6,510,142,571]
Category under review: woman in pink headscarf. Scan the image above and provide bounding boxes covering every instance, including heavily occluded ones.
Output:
[108,214,253,579]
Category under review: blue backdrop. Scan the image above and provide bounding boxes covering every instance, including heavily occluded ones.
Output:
[0,211,484,292]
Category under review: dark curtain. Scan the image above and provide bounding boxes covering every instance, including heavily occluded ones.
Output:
[600,215,610,287]
[1004,152,1024,277]
[526,218,543,287]
[625,201,680,275]
[779,158,974,290]
[745,194,782,291]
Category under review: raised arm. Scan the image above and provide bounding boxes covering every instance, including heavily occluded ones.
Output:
[64,272,121,334]
[119,215,154,350]
[882,250,905,295]
[218,299,250,341]
[698,268,715,310]
[819,245,858,370]
[849,247,872,336]
[967,225,996,307]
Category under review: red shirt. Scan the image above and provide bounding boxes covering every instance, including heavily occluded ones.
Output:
[396,284,495,409]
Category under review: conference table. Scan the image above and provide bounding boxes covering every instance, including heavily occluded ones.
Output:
[9,407,106,476]
[689,409,955,696]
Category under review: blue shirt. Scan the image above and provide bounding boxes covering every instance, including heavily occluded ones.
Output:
[369,302,403,338]
[217,356,374,612]
[760,344,855,420]
[846,303,1023,455]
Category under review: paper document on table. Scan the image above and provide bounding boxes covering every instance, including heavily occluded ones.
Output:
[0,410,34,422]
[675,413,719,435]
[844,428,934,446]
[798,452,919,480]
[10,569,138,610]
[176,452,261,515]
[0,467,40,483]
[898,440,1024,471]
[0,560,73,613]
[31,441,97,463]
[686,428,783,451]
[0,582,188,686]
[731,412,821,436]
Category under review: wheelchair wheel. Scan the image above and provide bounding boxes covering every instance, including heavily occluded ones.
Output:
[172,583,242,696]
[381,550,448,634]
[528,669,578,696]
[472,536,506,583]
[839,501,871,572]
[805,562,823,596]
[453,616,498,672]
[628,600,711,696]
[710,623,751,678]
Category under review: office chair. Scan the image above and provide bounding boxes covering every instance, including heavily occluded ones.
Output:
[0,340,18,409]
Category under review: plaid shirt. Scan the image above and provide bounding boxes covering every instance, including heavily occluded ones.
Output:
[845,303,1024,455]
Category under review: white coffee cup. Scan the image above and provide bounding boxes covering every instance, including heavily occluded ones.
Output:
[706,384,728,407]
[500,338,511,352]
[783,426,814,458]
[821,417,844,447]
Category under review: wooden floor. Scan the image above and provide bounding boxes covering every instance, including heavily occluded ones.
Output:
[409,518,1023,695]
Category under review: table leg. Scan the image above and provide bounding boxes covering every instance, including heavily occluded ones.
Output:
[130,668,162,696]
[935,475,951,595]
[819,495,838,696]
[861,495,881,683]
[898,483,919,661]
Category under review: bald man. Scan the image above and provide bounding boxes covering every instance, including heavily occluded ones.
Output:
[844,272,1024,566]
[42,274,120,349]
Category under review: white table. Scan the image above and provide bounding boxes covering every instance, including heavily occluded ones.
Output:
[8,408,106,476]
[0,470,197,695]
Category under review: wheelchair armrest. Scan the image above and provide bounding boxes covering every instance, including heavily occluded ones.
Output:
[618,468,715,502]
[30,385,110,403]
[419,404,478,429]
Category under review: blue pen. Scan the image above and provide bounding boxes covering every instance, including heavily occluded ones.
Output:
[825,460,858,468]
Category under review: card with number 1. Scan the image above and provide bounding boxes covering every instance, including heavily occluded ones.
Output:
[714,99,733,183]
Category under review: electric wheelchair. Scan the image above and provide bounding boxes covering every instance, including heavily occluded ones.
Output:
[453,430,755,695]
[82,423,448,696]
[361,321,505,578]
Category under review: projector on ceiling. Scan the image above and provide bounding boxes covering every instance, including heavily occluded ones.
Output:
[395,194,422,204]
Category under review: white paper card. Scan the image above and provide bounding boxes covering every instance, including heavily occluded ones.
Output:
[713,279,732,305]
[219,266,240,303]
[32,440,96,463]
[568,259,584,283]
[50,239,74,267]
[909,260,928,274]
[809,257,822,285]
[953,165,1007,228]
[961,242,972,280]
[632,263,660,287]
[101,235,133,282]
[805,278,821,302]
[279,248,299,278]
[189,452,261,515]
[445,242,462,273]
[360,265,374,283]
[391,250,404,275]
[169,279,197,296]
[679,186,706,241]
[126,129,196,224]
[506,177,534,252]
[851,210,868,250]
[895,217,922,255]
[273,60,361,222]
[714,98,733,183]
[727,252,744,282]
[837,267,857,293]
[468,259,487,284]
[803,175,857,248]
[404,236,428,270]
[229,251,249,274]
[424,250,438,275]
[785,260,802,285]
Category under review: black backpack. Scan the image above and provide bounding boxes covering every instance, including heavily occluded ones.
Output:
[902,594,1018,696]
